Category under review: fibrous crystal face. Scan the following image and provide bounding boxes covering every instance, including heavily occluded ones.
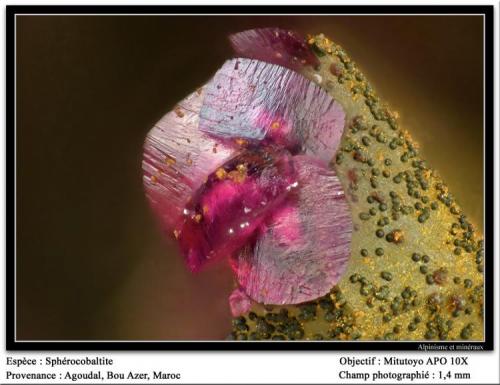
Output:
[143,89,237,234]
[232,155,351,305]
[200,58,345,165]
[229,28,319,71]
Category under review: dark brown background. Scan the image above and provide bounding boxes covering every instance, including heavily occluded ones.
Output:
[16,15,483,340]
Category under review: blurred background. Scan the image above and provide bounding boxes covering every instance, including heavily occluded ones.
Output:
[16,15,483,340]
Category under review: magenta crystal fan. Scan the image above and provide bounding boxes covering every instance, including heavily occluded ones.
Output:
[142,27,352,315]
[177,145,297,272]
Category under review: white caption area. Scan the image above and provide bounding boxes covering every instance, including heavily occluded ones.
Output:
[0,352,499,384]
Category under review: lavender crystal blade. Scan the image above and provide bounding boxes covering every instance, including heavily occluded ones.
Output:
[199,58,345,165]
[232,155,352,305]
[142,89,237,234]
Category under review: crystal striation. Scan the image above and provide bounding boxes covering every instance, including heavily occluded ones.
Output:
[229,27,319,71]
[232,155,352,305]
[143,89,237,234]
[200,58,345,165]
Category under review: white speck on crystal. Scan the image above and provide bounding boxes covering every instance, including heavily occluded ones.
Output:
[313,73,323,84]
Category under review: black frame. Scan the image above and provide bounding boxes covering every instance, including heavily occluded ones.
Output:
[6,4,495,351]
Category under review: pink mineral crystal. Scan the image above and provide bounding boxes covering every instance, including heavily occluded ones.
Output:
[143,31,352,310]
[229,287,252,317]
[200,58,345,165]
[229,28,319,71]
[177,146,297,272]
[142,89,237,234]
[232,156,352,305]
